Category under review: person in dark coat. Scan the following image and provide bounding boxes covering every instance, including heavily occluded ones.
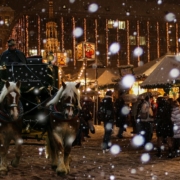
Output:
[114,93,127,138]
[155,96,173,158]
[99,90,114,152]
[73,96,95,146]
[0,39,27,65]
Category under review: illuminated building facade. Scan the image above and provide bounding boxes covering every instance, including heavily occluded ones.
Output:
[2,0,180,68]
[0,4,14,54]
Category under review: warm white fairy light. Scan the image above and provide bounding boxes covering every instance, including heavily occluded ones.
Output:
[38,15,41,55]
[106,19,109,66]
[127,20,130,65]
[157,22,160,58]
[137,20,140,62]
[61,17,64,50]
[72,17,76,66]
[25,15,29,56]
[166,22,170,52]
[147,21,150,62]
[176,23,179,53]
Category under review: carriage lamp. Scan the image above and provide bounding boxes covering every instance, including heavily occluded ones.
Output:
[47,52,54,62]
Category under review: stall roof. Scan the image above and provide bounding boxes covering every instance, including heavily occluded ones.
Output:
[141,54,180,88]
[97,69,120,87]
[134,55,165,78]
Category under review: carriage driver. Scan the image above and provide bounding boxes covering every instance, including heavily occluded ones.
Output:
[0,39,27,65]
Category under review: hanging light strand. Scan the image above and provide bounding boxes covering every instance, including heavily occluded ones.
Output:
[72,17,76,66]
[84,18,86,42]
[25,15,29,57]
[116,19,120,66]
[176,23,179,54]
[61,17,64,50]
[166,22,170,52]
[106,19,108,66]
[157,22,160,58]
[147,21,150,62]
[137,20,140,62]
[37,15,41,55]
[126,20,130,65]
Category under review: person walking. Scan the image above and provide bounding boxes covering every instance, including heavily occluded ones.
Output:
[130,97,139,134]
[99,90,114,152]
[155,96,173,157]
[171,100,180,156]
[0,39,27,65]
[114,93,127,138]
[137,95,154,144]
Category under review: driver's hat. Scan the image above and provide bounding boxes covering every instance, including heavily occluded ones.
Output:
[7,39,16,46]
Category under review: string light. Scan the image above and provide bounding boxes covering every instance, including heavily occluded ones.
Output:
[147,21,150,62]
[176,23,179,53]
[116,19,120,66]
[84,18,86,42]
[106,19,108,66]
[126,20,130,65]
[22,15,25,53]
[37,15,41,55]
[72,17,76,66]
[25,15,29,56]
[157,22,160,58]
[95,19,98,51]
[17,19,21,50]
[61,17,64,50]
[137,20,140,63]
[166,22,170,52]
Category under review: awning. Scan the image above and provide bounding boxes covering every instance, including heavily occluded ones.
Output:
[134,55,165,79]
[141,54,180,88]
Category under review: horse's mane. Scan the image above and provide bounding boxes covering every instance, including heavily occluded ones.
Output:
[46,82,81,109]
[0,82,20,103]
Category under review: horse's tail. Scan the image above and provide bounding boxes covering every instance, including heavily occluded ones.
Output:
[45,137,51,159]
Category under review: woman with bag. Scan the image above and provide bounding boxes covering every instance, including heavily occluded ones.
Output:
[138,96,154,144]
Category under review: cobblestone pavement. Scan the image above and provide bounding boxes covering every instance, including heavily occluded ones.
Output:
[1,125,180,180]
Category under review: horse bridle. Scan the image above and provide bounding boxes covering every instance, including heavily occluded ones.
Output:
[1,93,22,119]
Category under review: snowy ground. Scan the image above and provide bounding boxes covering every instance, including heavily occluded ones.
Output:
[1,125,180,180]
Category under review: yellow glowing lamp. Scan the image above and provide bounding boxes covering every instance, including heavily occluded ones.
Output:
[76,42,95,61]
[47,52,54,62]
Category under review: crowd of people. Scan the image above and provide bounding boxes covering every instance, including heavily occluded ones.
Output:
[98,90,180,158]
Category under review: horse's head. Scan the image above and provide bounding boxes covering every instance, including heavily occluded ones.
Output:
[0,81,21,120]
[60,81,81,119]
[47,81,81,119]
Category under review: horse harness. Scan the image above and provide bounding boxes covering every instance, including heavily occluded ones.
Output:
[0,101,23,122]
[48,89,80,122]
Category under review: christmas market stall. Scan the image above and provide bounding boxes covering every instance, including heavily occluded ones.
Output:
[140,54,180,99]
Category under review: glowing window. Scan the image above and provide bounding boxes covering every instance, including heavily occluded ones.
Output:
[118,21,126,29]
[129,36,136,45]
[139,36,146,45]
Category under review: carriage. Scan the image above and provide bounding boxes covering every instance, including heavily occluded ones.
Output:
[0,56,58,138]
[0,56,95,176]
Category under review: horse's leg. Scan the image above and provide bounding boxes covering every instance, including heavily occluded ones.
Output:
[64,133,76,174]
[11,134,22,167]
[45,136,58,170]
[0,134,9,175]
[64,145,72,174]
[53,132,67,176]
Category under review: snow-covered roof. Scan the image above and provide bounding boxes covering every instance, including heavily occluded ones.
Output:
[141,54,180,88]
[134,56,165,78]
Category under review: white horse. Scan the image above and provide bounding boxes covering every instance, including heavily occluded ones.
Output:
[45,81,81,176]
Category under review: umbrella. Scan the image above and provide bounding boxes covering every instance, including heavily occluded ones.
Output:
[138,91,162,99]
[122,94,137,103]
